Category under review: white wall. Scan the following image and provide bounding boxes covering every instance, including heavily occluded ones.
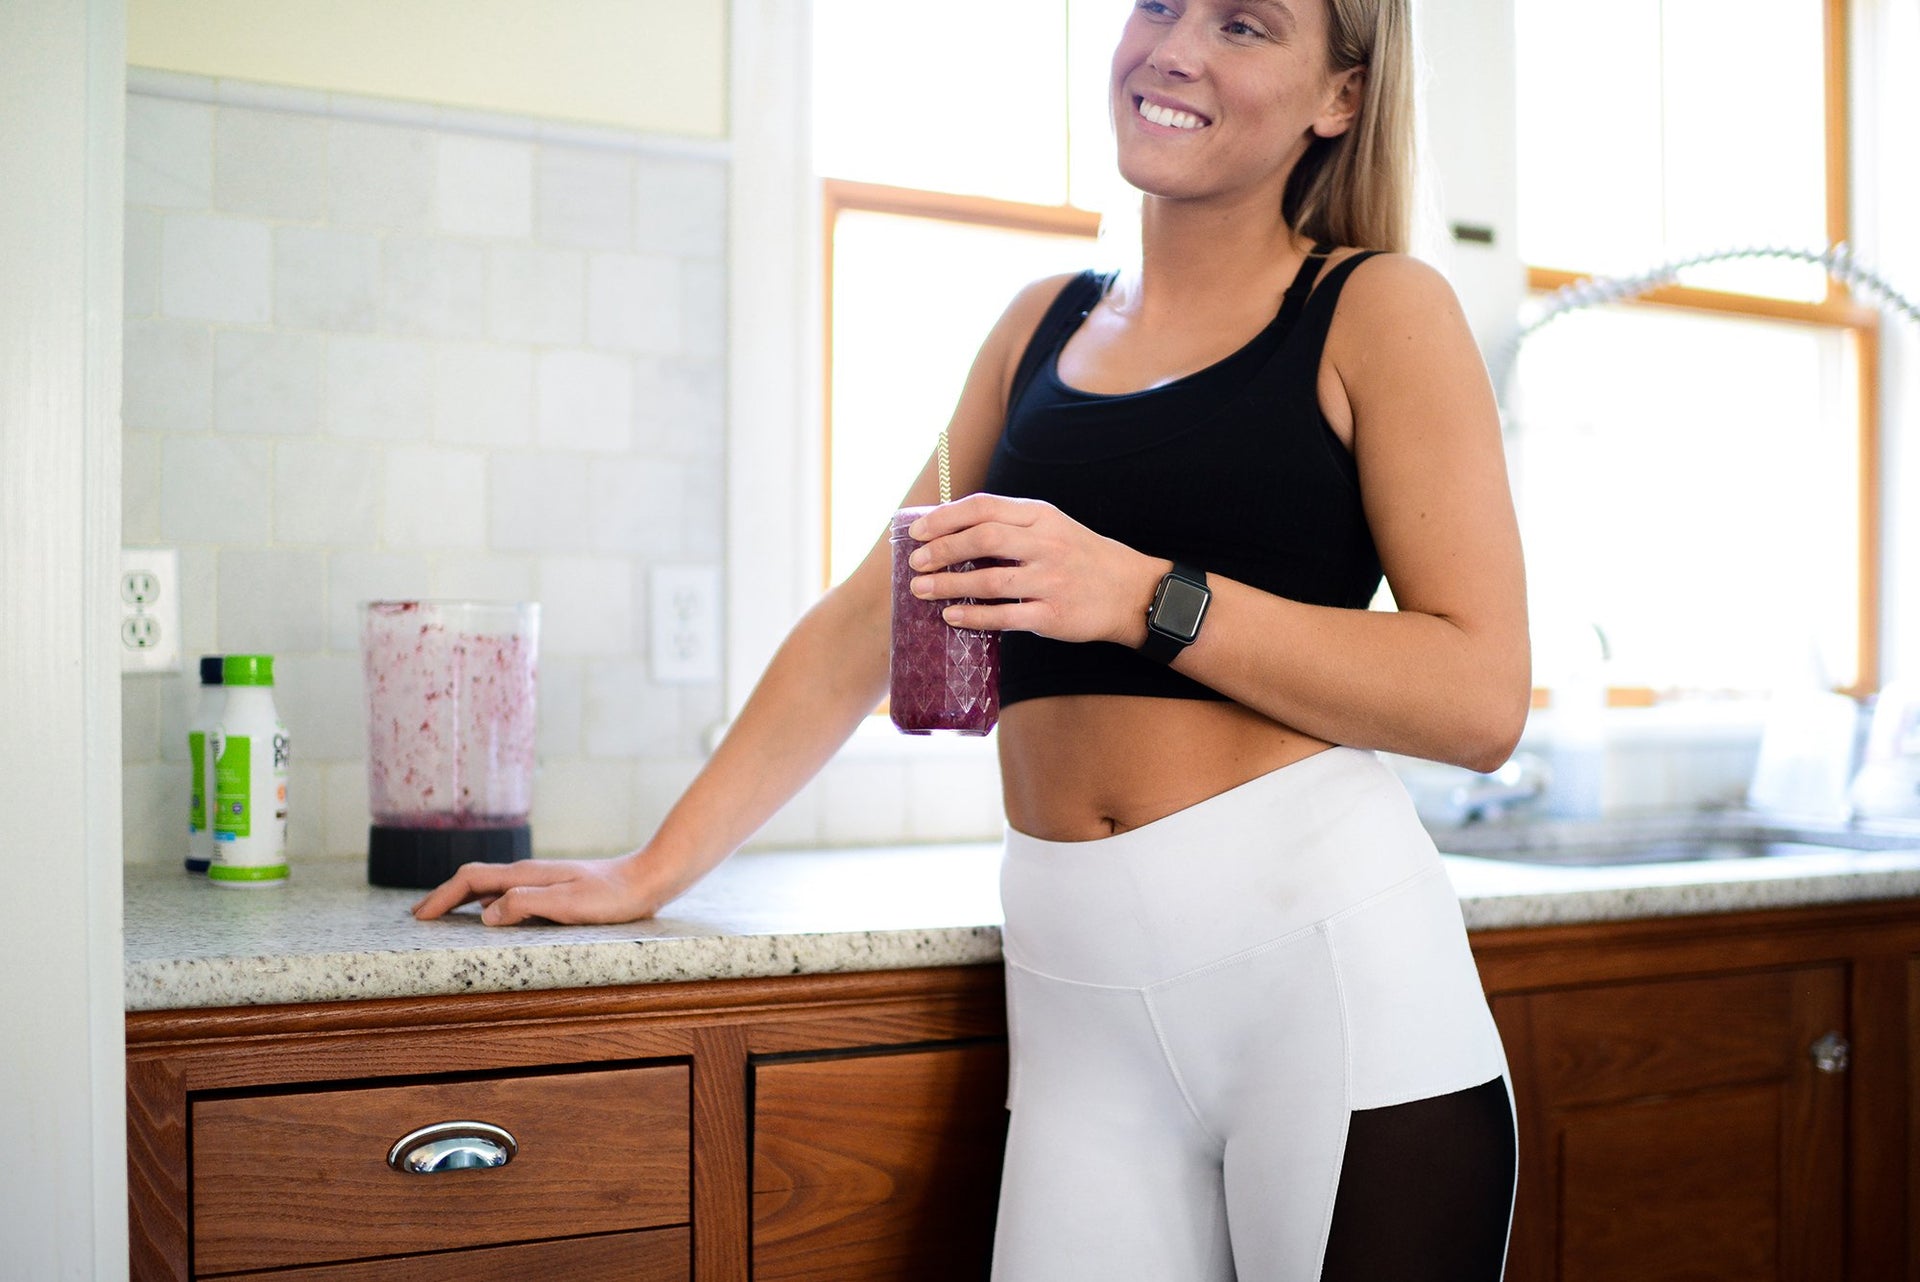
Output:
[0,0,129,1275]
[126,0,727,137]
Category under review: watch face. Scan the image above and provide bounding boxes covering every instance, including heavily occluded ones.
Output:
[1152,576,1210,642]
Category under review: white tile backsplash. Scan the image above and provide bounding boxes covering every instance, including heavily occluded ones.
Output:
[435,134,534,239]
[433,343,533,446]
[218,547,329,655]
[122,431,163,544]
[125,96,212,210]
[535,657,587,757]
[489,452,594,551]
[588,254,682,353]
[818,757,914,847]
[487,244,586,345]
[214,330,325,435]
[380,236,487,337]
[321,761,371,857]
[273,439,380,545]
[535,349,632,451]
[537,555,637,656]
[272,654,366,760]
[681,258,726,359]
[215,108,328,220]
[381,445,487,548]
[123,318,212,433]
[426,552,536,605]
[635,356,724,458]
[633,155,727,260]
[160,435,272,544]
[327,120,435,231]
[588,457,688,556]
[275,226,382,331]
[162,214,271,323]
[325,334,433,440]
[583,658,685,758]
[536,146,635,250]
[530,759,638,856]
[122,678,162,765]
[124,207,163,316]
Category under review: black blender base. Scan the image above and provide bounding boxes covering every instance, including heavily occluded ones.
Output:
[368,824,532,889]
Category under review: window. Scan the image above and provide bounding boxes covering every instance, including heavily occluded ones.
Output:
[1508,0,1876,696]
[811,0,1124,585]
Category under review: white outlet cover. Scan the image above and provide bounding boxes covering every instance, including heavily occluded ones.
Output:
[649,564,722,684]
[120,547,181,673]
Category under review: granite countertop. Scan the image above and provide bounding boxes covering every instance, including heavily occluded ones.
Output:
[126,834,1920,1013]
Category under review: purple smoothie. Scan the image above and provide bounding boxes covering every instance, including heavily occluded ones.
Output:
[889,506,1000,735]
[362,601,539,827]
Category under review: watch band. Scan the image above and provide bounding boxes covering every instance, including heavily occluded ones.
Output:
[1140,562,1211,665]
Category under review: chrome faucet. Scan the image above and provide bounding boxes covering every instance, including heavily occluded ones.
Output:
[1451,752,1552,824]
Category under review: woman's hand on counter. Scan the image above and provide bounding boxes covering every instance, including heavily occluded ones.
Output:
[410,855,659,926]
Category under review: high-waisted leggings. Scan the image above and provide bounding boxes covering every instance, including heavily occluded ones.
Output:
[993,747,1516,1280]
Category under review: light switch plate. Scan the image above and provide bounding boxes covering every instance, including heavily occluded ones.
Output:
[120,547,181,673]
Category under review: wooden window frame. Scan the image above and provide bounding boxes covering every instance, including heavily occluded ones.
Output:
[1524,0,1878,700]
[818,179,1102,586]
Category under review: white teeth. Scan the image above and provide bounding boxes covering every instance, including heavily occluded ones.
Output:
[1139,99,1205,130]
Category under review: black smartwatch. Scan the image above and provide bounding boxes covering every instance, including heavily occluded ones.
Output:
[1141,563,1211,664]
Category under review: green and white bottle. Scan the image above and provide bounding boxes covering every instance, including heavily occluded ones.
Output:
[208,654,290,887]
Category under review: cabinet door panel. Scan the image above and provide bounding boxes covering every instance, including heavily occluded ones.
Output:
[752,1043,1007,1282]
[1528,970,1806,1105]
[1560,1086,1779,1282]
[193,1064,689,1274]
[1505,965,1845,1282]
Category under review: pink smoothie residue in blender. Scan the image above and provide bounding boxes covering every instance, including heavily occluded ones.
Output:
[363,602,538,829]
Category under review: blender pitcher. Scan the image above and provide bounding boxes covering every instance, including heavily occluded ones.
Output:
[362,600,540,888]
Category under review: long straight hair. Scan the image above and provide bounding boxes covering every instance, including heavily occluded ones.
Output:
[1284,0,1415,254]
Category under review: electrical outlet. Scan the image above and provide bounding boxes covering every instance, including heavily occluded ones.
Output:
[649,564,721,684]
[120,547,181,674]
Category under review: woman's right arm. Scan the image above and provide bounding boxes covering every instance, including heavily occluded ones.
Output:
[410,273,1073,926]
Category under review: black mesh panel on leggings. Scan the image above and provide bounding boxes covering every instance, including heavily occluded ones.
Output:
[1318,1075,1517,1282]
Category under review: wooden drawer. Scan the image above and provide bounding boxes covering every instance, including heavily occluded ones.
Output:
[192,1063,689,1275]
[213,1226,690,1281]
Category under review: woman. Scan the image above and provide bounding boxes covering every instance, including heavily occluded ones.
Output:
[416,0,1529,1275]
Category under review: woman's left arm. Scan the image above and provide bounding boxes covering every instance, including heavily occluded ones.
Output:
[910,255,1530,773]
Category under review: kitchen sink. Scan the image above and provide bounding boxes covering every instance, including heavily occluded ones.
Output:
[1435,814,1920,867]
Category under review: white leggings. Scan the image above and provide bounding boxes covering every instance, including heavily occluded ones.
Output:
[993,747,1516,1281]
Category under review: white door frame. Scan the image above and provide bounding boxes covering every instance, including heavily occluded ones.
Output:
[0,0,129,1275]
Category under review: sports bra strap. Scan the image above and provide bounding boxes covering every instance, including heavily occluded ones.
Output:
[1272,240,1335,334]
[1288,249,1383,357]
[1006,270,1113,414]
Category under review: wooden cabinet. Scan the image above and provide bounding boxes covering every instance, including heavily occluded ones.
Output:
[126,966,1007,1281]
[752,1043,1007,1281]
[128,897,1920,1281]
[1493,967,1845,1281]
[1472,897,1920,1282]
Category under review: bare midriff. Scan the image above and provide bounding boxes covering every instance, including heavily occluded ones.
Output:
[997,696,1333,842]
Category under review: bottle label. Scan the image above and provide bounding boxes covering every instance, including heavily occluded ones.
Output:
[188,730,206,833]
[214,733,252,840]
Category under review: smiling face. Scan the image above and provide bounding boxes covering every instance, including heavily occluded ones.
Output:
[1111,0,1363,209]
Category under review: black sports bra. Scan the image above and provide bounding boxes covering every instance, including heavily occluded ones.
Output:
[981,246,1385,706]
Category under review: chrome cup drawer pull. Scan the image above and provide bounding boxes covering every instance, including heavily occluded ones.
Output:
[387,1121,518,1174]
[1810,1031,1851,1075]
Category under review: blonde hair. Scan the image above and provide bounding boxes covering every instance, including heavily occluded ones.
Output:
[1284,0,1415,254]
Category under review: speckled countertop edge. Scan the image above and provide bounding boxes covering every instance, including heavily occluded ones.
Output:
[126,839,1920,1011]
